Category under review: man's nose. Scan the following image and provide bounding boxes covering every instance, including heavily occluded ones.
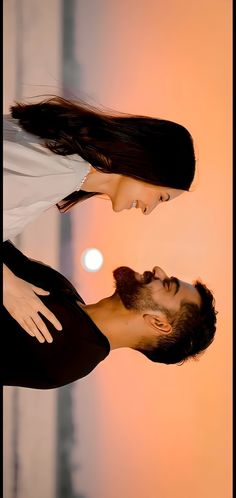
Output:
[152,266,169,280]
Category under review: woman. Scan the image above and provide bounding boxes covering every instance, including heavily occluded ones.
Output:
[3,96,196,342]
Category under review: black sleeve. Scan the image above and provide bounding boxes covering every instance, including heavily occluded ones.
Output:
[3,241,83,300]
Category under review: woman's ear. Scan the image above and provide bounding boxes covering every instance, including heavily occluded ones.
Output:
[143,313,172,335]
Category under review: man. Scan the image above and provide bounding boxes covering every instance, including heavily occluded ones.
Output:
[2,241,217,390]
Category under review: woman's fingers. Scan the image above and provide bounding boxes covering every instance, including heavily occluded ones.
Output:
[31,285,50,296]
[19,313,54,343]
[31,313,54,343]
[3,272,62,342]
[38,302,63,331]
[23,317,46,343]
[17,319,36,338]
[32,286,63,331]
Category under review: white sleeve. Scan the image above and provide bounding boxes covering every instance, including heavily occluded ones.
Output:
[3,115,90,240]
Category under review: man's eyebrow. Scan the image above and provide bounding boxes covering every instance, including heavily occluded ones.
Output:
[171,277,180,295]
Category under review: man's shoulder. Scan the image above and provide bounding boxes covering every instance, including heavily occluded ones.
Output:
[3,241,84,303]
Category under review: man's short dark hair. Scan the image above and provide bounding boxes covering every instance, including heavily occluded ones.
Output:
[137,281,217,365]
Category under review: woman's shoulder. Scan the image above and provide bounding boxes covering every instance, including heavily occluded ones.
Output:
[3,114,22,139]
[3,113,46,149]
[3,116,90,181]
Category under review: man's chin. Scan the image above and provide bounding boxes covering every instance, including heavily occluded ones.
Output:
[113,266,136,285]
[113,267,140,309]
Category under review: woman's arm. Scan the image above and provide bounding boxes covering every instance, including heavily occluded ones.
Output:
[3,263,62,342]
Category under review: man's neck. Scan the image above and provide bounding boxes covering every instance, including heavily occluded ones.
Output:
[78,294,140,350]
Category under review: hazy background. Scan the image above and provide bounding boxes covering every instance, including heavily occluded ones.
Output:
[3,1,232,498]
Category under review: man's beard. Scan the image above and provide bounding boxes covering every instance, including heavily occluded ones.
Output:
[113,266,159,311]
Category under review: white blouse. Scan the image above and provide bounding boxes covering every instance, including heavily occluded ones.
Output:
[3,115,91,241]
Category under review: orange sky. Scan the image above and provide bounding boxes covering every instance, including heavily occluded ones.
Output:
[71,1,232,498]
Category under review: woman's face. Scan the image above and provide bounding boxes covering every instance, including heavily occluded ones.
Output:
[108,176,184,215]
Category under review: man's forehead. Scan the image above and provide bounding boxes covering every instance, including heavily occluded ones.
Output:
[179,279,193,289]
[179,279,197,293]
[179,280,201,305]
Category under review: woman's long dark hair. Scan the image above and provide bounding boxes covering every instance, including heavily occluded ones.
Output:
[10,96,196,212]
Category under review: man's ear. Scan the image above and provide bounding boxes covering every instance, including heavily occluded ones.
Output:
[143,313,172,335]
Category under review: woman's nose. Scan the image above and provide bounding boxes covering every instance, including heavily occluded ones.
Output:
[145,200,160,215]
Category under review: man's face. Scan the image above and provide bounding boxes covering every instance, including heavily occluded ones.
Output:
[113,266,201,314]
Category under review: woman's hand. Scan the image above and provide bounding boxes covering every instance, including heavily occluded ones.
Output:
[3,264,62,343]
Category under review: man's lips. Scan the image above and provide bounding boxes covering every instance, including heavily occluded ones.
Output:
[141,271,155,284]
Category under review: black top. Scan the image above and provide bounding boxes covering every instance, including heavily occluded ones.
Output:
[2,242,110,390]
